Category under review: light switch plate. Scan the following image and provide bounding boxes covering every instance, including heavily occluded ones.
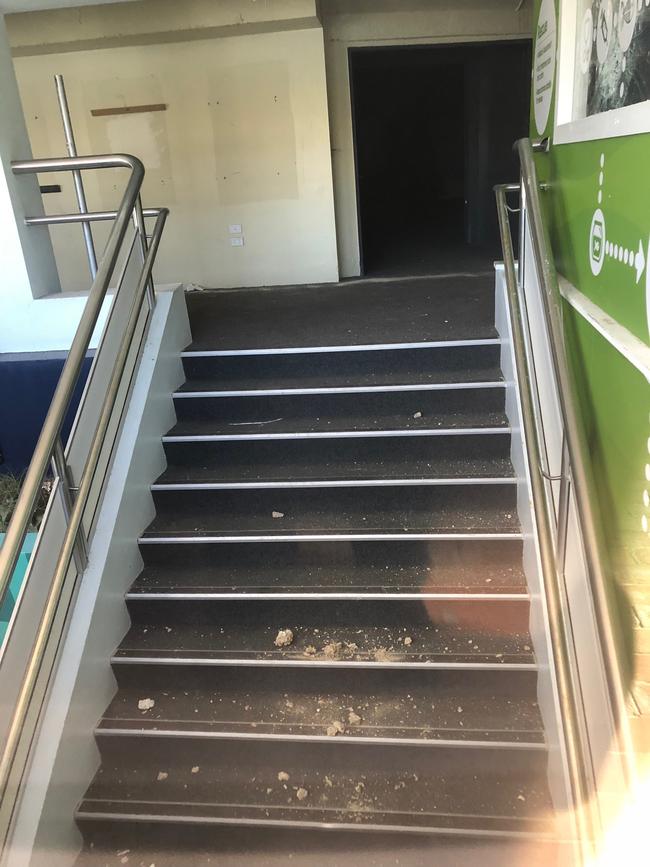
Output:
[229,224,242,234]
[230,237,244,247]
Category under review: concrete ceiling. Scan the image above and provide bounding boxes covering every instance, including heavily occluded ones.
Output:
[1,0,136,12]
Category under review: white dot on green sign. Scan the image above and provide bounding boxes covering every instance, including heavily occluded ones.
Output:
[644,490,650,508]
[643,515,649,533]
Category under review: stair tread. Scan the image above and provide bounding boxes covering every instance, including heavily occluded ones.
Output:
[98,672,544,743]
[78,736,552,835]
[184,276,498,350]
[114,620,535,665]
[77,733,553,836]
[177,367,504,394]
[74,822,569,867]
[155,455,515,485]
[76,799,552,837]
[166,409,510,438]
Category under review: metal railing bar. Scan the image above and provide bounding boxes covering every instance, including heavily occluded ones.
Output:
[133,194,155,309]
[0,154,144,611]
[0,207,168,822]
[515,138,635,783]
[495,184,593,856]
[54,74,98,279]
[50,438,88,573]
[62,228,140,462]
[24,207,161,226]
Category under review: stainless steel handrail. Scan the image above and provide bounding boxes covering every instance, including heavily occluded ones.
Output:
[0,153,168,828]
[0,154,143,605]
[517,138,635,778]
[495,136,636,832]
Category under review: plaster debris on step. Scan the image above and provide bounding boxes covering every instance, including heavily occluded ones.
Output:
[304,645,317,655]
[413,411,422,419]
[348,710,362,726]
[296,787,309,801]
[185,283,206,292]
[274,628,294,647]
[156,771,168,782]
[322,641,343,658]
[327,720,345,737]
[272,510,285,519]
[138,698,155,711]
[278,771,290,782]
[191,766,200,774]
[404,636,413,646]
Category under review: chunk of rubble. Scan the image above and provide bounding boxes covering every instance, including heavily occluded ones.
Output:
[322,641,343,658]
[348,710,362,726]
[156,771,168,782]
[138,698,155,711]
[296,787,309,801]
[274,629,294,647]
[326,720,345,737]
[278,771,290,782]
[272,511,285,519]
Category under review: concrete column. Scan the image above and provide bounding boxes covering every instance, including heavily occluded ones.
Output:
[0,13,60,309]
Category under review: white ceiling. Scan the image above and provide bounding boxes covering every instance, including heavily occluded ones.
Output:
[1,0,136,13]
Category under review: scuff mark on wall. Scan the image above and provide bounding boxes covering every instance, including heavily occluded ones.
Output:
[209,61,299,204]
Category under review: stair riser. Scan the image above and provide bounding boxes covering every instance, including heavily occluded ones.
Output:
[147,485,519,535]
[88,735,550,810]
[181,345,502,382]
[109,663,539,707]
[135,538,527,592]
[172,386,506,423]
[124,597,531,636]
[160,433,513,477]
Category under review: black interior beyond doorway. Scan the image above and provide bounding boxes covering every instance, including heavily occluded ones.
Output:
[349,41,532,277]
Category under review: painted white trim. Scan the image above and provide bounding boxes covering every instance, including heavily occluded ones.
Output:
[555,100,650,145]
[558,275,650,382]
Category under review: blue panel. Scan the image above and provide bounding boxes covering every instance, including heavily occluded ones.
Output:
[0,354,93,474]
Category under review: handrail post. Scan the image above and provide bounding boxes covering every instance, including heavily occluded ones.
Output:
[133,194,155,308]
[54,74,98,279]
[50,438,88,573]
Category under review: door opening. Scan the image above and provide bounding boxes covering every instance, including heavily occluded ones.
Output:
[349,41,532,277]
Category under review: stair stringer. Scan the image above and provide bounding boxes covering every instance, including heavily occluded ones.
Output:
[494,263,573,833]
[3,288,190,867]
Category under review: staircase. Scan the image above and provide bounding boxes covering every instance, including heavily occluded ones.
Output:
[74,276,563,866]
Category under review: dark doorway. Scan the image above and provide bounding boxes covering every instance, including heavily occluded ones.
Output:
[349,41,532,277]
